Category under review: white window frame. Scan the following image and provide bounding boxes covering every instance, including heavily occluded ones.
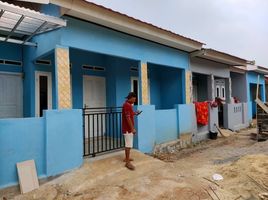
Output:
[35,71,52,117]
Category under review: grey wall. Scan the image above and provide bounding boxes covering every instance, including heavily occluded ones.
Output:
[223,103,249,131]
[230,72,247,102]
[191,57,230,78]
[193,73,208,102]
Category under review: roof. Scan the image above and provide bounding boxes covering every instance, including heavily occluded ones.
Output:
[0,1,66,46]
[190,48,251,66]
[247,64,268,75]
[49,0,204,52]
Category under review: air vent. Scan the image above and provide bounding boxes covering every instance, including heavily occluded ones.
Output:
[35,59,51,65]
[0,59,22,66]
[82,65,105,71]
[130,67,138,72]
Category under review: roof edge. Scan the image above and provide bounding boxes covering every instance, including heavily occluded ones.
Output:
[49,0,204,52]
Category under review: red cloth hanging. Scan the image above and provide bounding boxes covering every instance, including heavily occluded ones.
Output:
[194,102,209,126]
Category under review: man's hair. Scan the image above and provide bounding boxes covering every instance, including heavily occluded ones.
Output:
[126,92,137,99]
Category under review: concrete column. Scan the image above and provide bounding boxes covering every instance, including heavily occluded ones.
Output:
[226,77,232,103]
[207,74,215,101]
[139,61,149,105]
[185,70,192,104]
[55,46,72,109]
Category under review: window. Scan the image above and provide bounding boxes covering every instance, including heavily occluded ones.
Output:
[216,86,220,98]
[221,86,225,99]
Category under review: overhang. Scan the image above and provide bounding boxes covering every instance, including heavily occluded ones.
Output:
[190,48,250,66]
[247,64,268,75]
[50,0,204,52]
[0,1,66,46]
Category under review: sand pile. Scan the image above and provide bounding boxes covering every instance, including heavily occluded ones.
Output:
[220,154,268,199]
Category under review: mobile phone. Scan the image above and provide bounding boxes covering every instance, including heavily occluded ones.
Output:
[136,110,142,115]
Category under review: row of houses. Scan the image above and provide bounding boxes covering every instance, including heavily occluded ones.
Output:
[0,0,267,189]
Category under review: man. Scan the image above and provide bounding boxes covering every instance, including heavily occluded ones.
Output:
[122,92,139,170]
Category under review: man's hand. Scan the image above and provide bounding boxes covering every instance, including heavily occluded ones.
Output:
[132,128,136,134]
[135,110,142,115]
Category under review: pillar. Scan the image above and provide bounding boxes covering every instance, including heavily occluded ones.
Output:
[55,46,72,109]
[185,70,192,104]
[139,61,149,105]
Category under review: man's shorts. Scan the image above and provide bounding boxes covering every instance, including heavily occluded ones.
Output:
[124,132,133,148]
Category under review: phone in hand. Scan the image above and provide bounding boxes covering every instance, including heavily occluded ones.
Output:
[136,110,142,115]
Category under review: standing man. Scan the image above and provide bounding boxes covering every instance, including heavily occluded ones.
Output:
[122,92,138,170]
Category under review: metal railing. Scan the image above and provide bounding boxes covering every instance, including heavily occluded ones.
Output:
[83,107,124,157]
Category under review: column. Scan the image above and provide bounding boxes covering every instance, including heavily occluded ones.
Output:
[185,70,192,104]
[55,46,72,109]
[139,61,149,105]
[207,74,215,101]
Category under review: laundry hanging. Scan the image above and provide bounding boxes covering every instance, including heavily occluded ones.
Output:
[194,102,209,126]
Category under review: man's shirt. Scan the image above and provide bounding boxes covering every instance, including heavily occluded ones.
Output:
[122,101,135,134]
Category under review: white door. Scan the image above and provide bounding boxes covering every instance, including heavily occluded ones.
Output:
[215,79,226,100]
[0,73,23,118]
[83,76,106,138]
[35,71,52,117]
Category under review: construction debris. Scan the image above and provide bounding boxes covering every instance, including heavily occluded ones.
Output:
[16,160,39,194]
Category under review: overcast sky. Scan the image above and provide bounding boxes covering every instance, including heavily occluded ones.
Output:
[88,0,268,67]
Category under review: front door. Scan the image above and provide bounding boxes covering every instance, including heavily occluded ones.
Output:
[131,77,150,105]
[131,77,139,105]
[35,72,52,117]
[83,76,106,108]
[83,75,106,138]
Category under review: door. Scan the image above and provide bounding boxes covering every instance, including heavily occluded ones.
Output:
[0,73,23,118]
[83,76,106,138]
[215,79,226,100]
[35,72,52,117]
[131,77,139,105]
[131,77,150,105]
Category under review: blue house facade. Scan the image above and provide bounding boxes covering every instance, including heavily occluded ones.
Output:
[0,0,203,188]
[0,0,267,189]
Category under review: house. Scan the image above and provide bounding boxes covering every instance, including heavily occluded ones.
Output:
[189,49,250,141]
[0,0,203,188]
[0,0,267,189]
[189,49,268,141]
[245,65,268,120]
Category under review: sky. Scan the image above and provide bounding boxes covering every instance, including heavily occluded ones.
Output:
[87,0,268,67]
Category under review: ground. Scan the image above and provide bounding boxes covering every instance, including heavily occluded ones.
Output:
[1,128,268,200]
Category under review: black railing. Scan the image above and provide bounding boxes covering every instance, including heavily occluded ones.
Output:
[83,107,124,157]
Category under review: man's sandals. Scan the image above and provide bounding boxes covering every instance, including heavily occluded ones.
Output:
[123,158,134,162]
[125,162,135,170]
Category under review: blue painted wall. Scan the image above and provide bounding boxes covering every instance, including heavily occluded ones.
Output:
[149,63,183,109]
[176,104,195,134]
[246,72,266,120]
[155,109,178,144]
[0,109,83,188]
[0,117,45,188]
[0,42,23,73]
[70,48,138,109]
[134,105,156,153]
[61,16,189,69]
[45,109,83,176]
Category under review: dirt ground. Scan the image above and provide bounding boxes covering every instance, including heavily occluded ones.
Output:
[1,128,268,200]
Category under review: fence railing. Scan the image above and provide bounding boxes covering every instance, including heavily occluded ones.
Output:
[83,107,124,157]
